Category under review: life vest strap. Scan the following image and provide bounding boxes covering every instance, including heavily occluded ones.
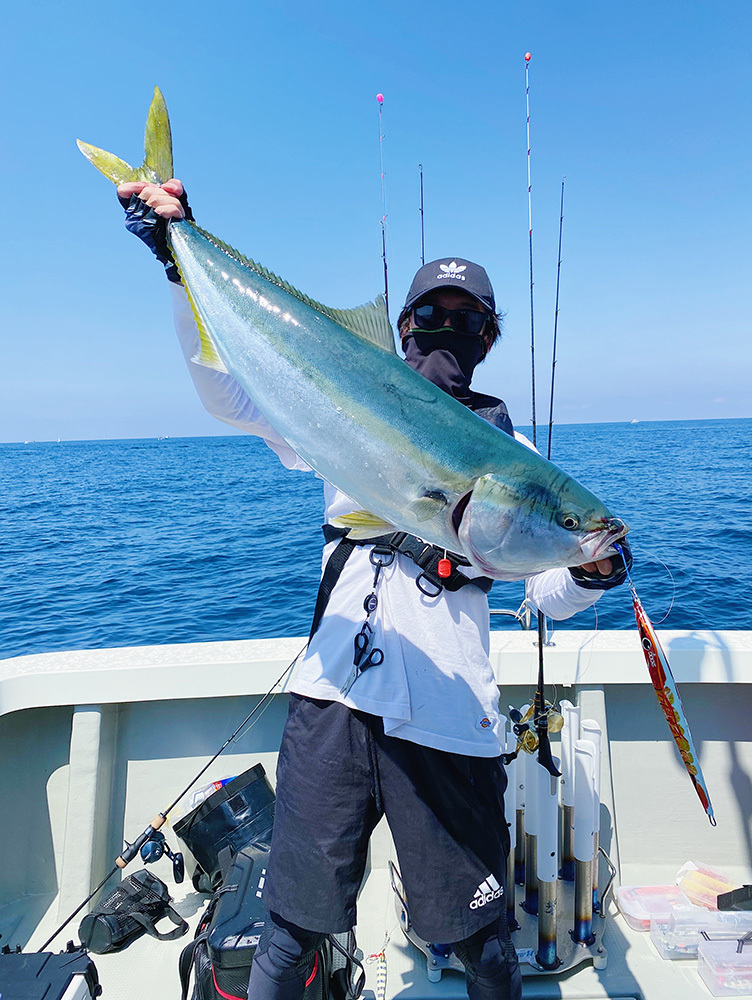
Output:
[309,526,492,640]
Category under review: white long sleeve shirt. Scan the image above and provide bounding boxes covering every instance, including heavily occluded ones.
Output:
[170,284,602,756]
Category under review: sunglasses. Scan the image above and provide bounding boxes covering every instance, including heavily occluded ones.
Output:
[413,303,489,337]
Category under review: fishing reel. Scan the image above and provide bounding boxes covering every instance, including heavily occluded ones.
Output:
[503,702,564,777]
[509,702,564,752]
[139,830,185,884]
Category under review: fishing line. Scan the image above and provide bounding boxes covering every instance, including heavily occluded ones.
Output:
[376,93,389,318]
[418,163,425,265]
[546,178,565,460]
[37,643,307,953]
[643,553,677,625]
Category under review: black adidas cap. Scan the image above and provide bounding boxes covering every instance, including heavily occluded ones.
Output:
[401,258,496,317]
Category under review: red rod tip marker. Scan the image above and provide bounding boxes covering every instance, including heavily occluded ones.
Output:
[376,93,384,104]
[525,52,531,61]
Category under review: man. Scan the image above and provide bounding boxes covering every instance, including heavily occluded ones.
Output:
[118,178,628,1000]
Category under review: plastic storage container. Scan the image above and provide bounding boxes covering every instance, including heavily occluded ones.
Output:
[615,884,693,931]
[698,936,752,996]
[650,910,752,960]
[676,861,737,909]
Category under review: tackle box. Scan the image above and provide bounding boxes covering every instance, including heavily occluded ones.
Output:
[650,910,752,960]
[207,843,271,998]
[698,935,752,996]
[615,884,694,931]
[0,944,100,999]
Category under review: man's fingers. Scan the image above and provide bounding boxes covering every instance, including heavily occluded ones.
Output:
[580,558,613,575]
[141,188,185,219]
[162,178,184,197]
[117,181,147,199]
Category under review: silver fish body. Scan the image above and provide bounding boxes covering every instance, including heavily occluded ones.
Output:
[169,221,626,581]
[78,87,627,580]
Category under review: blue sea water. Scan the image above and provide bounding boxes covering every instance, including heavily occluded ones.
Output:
[1,419,750,660]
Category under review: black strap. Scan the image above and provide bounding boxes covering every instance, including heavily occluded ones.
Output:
[309,526,492,640]
[178,929,209,1000]
[132,904,188,941]
[308,535,358,640]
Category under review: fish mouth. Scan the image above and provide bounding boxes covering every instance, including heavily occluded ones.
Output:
[580,517,629,563]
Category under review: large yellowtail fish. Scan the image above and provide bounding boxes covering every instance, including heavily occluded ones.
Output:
[78,88,628,581]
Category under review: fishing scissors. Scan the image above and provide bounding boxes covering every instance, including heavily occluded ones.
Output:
[342,625,385,696]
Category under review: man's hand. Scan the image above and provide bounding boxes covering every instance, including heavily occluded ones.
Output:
[117,179,187,219]
[117,179,193,283]
[569,539,632,591]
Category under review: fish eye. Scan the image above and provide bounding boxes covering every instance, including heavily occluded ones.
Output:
[558,512,580,530]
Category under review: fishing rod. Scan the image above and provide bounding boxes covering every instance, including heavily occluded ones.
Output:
[525,51,538,448]
[377,93,389,319]
[518,50,558,775]
[547,178,565,461]
[37,648,306,953]
[514,61,715,836]
[419,163,425,265]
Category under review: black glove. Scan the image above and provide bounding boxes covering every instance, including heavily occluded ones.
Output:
[118,188,193,284]
[569,537,632,591]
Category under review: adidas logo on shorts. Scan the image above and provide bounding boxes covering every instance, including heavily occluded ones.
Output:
[469,873,504,909]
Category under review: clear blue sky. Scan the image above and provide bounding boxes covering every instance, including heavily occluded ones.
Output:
[2,0,749,442]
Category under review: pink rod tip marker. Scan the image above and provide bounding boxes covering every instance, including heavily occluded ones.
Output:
[525,52,531,61]
[376,93,384,104]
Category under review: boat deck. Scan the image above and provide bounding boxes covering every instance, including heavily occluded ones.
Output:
[1,629,751,998]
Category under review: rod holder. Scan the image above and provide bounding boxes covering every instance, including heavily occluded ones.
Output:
[572,858,596,945]
[560,803,575,881]
[523,834,538,915]
[536,879,560,969]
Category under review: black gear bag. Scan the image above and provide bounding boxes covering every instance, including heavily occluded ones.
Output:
[173,764,275,891]
[178,844,364,1000]
[78,868,188,955]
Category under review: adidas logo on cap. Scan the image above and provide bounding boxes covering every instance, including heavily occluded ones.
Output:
[469,873,504,909]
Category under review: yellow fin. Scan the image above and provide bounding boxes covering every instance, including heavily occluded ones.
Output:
[331,511,396,539]
[78,87,173,186]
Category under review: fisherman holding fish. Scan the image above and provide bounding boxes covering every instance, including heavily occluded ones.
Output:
[117,175,629,1000]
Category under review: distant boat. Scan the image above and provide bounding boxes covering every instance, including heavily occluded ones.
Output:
[629,419,640,425]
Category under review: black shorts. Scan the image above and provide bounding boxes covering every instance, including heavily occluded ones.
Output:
[265,695,510,942]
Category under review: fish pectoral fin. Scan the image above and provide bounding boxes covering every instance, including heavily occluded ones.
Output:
[411,490,448,522]
[78,86,173,186]
[331,510,397,539]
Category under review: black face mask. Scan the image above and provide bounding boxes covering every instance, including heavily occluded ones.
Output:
[402,329,515,437]
[402,330,485,405]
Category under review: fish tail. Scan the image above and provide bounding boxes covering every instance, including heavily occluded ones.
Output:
[77,86,174,186]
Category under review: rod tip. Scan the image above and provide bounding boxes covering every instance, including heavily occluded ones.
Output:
[525,52,532,61]
[376,93,384,104]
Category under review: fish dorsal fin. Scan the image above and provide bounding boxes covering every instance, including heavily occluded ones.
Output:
[325,298,395,353]
[188,224,396,352]
[78,87,173,186]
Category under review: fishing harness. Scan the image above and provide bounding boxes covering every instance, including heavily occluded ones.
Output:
[309,524,493,696]
[310,525,492,637]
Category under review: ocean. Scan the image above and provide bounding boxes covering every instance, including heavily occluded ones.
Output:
[1,418,750,660]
